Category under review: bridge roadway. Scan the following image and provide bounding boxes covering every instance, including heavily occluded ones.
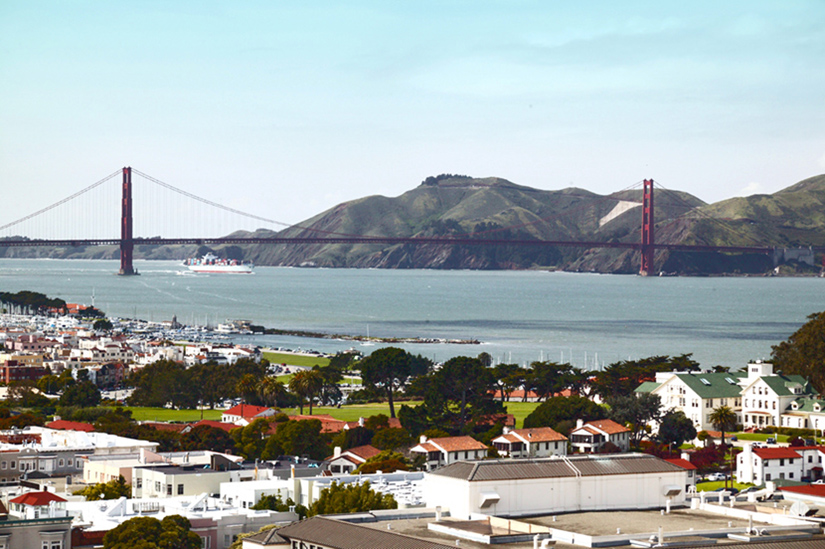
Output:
[0,236,805,255]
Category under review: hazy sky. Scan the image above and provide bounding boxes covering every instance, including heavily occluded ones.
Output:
[1,1,824,232]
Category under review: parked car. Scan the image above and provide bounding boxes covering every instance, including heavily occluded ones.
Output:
[730,435,738,442]
[766,437,777,444]
[707,473,727,481]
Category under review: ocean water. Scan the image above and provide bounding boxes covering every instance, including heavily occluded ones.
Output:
[1,258,823,370]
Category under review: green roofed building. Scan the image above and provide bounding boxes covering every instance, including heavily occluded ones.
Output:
[636,361,821,433]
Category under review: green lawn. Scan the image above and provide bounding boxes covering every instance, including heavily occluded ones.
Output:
[696,480,753,492]
[285,401,423,421]
[503,401,541,428]
[118,407,223,422]
[732,432,790,443]
[264,352,330,368]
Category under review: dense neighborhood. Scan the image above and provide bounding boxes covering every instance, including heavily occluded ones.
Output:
[1,295,825,548]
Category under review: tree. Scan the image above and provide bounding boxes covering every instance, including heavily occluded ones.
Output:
[371,427,413,451]
[358,347,431,418]
[93,318,113,331]
[102,515,200,549]
[772,311,825,392]
[525,361,576,401]
[307,481,396,516]
[401,355,503,435]
[355,450,409,474]
[59,380,101,408]
[709,405,737,446]
[289,369,324,414]
[607,393,662,447]
[258,377,287,408]
[180,424,235,453]
[331,426,374,451]
[591,355,699,400]
[523,395,606,433]
[128,360,197,409]
[231,418,271,460]
[74,475,131,500]
[657,409,697,449]
[263,419,329,460]
[493,363,525,403]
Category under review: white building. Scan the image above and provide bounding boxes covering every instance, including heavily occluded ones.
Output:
[68,493,296,549]
[641,371,744,431]
[222,404,276,426]
[324,445,381,474]
[569,419,630,453]
[736,443,825,485]
[423,453,687,519]
[740,361,815,429]
[409,436,487,471]
[491,427,567,458]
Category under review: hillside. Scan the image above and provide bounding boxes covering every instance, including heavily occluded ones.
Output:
[2,174,823,275]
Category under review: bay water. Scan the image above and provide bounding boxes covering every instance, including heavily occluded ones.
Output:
[1,258,823,370]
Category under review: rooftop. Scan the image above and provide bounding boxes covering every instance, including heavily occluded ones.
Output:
[432,453,683,482]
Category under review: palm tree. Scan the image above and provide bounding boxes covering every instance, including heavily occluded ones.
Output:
[289,370,324,415]
[709,405,737,446]
[709,405,737,488]
[258,377,286,408]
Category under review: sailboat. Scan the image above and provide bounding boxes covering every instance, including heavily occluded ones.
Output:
[360,325,375,347]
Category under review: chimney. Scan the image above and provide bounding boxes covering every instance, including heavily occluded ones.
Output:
[502,426,511,434]
[420,435,428,444]
[333,446,341,458]
[681,452,690,462]
[576,419,584,429]
[358,417,364,427]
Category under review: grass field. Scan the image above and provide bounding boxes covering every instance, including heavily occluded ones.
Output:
[285,402,423,421]
[263,352,330,368]
[119,407,223,422]
[696,480,753,492]
[733,432,791,443]
[118,398,539,427]
[503,401,541,428]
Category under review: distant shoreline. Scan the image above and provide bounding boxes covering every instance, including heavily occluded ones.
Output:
[255,326,480,345]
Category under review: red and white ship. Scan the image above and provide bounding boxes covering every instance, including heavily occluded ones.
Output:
[183,253,254,274]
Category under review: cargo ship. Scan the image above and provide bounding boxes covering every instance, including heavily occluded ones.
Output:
[182,253,254,274]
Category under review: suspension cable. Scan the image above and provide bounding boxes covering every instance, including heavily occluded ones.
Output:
[0,170,121,233]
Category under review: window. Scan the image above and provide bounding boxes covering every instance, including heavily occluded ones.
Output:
[10,462,16,469]
[765,473,771,481]
[780,459,784,466]
[136,478,142,489]
[809,456,813,463]
[0,462,5,470]
[58,459,64,467]
[167,484,172,496]
[178,484,184,495]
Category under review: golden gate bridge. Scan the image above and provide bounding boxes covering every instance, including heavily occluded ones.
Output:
[0,167,818,276]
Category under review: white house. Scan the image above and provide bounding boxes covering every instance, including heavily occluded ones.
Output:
[569,419,630,453]
[739,362,815,430]
[222,404,276,426]
[324,445,381,474]
[737,443,825,485]
[409,436,488,471]
[642,371,744,431]
[492,427,567,458]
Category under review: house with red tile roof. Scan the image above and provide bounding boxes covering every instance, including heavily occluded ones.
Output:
[182,419,239,434]
[45,419,94,432]
[736,442,822,485]
[569,418,630,453]
[288,414,347,434]
[9,491,68,520]
[410,435,488,470]
[492,427,568,458]
[323,444,382,474]
[222,404,276,426]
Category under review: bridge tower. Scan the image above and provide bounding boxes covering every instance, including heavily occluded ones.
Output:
[118,166,138,276]
[639,179,655,276]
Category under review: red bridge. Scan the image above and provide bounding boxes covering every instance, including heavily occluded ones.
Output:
[0,167,818,276]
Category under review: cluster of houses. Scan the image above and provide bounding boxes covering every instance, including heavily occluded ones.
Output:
[0,326,262,391]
